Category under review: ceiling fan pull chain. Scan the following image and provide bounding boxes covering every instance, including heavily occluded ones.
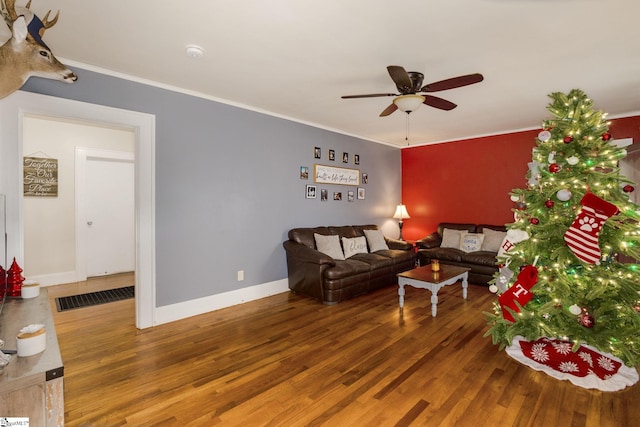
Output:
[405,112,410,143]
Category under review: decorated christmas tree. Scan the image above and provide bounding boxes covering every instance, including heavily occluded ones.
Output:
[485,89,640,390]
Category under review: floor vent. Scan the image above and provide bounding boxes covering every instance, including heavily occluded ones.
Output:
[55,286,134,312]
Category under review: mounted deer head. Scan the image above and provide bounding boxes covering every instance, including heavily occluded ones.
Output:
[0,0,77,100]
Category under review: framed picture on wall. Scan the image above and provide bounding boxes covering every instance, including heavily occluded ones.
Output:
[329,149,335,161]
[361,173,368,184]
[342,152,349,163]
[24,156,58,197]
[314,164,360,186]
[357,188,365,200]
[300,166,309,180]
[321,189,328,201]
[305,184,317,199]
[333,191,342,201]
[354,154,360,165]
[314,147,321,159]
[348,190,354,202]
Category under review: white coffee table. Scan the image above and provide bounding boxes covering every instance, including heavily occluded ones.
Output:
[397,264,470,317]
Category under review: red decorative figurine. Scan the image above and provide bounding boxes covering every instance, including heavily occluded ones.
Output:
[0,265,5,299]
[6,257,24,297]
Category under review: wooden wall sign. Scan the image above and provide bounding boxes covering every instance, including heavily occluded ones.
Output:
[24,157,58,197]
[314,164,360,186]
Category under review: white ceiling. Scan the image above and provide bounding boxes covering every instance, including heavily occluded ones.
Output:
[12,0,640,147]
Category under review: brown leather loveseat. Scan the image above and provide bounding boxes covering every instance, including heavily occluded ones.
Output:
[416,222,507,286]
[283,225,416,304]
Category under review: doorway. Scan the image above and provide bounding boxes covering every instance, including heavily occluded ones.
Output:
[23,117,136,283]
[620,147,640,205]
[618,145,639,264]
[0,91,156,328]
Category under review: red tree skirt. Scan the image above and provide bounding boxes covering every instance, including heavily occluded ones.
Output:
[505,336,639,391]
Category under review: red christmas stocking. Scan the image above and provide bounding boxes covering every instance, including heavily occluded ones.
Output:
[498,265,538,322]
[564,192,619,265]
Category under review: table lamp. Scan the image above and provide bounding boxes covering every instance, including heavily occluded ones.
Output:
[393,204,410,240]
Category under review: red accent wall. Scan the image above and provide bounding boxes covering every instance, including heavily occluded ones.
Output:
[401,115,640,241]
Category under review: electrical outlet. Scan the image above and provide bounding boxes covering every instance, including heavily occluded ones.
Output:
[237,270,244,281]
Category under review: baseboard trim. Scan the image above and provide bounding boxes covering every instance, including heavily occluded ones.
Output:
[27,271,81,287]
[154,279,289,326]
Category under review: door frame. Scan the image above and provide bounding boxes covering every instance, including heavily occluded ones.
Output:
[0,90,156,328]
[76,147,135,280]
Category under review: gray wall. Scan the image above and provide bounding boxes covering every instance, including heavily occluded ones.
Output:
[22,69,402,307]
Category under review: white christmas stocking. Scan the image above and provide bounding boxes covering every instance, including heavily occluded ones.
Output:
[564,192,619,264]
[497,229,529,259]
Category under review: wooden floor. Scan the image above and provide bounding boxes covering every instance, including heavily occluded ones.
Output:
[47,274,640,426]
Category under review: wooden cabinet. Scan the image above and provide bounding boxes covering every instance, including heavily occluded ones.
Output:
[0,289,64,426]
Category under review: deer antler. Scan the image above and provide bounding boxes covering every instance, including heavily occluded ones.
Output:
[38,10,58,35]
[3,0,18,21]
[6,1,59,36]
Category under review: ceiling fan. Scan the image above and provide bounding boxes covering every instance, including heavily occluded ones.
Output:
[341,65,484,117]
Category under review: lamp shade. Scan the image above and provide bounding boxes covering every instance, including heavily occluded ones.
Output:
[393,204,410,220]
[393,95,425,113]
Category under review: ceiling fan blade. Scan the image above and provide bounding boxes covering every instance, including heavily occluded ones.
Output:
[379,103,398,117]
[424,95,457,111]
[341,93,397,99]
[387,66,413,93]
[421,73,484,92]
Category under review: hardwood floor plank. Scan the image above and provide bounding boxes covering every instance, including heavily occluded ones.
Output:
[47,275,640,426]
[393,398,429,427]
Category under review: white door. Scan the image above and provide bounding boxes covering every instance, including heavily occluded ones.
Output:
[86,156,135,277]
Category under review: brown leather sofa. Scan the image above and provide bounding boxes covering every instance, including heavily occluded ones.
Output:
[416,223,507,286]
[283,225,416,304]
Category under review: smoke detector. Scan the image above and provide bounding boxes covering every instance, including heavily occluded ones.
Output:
[185,45,204,59]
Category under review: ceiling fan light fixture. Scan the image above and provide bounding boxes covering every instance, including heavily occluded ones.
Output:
[393,94,425,113]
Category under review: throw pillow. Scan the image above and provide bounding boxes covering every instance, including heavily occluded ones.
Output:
[459,233,485,253]
[441,228,463,249]
[314,233,345,260]
[342,236,368,258]
[482,228,508,252]
[363,229,389,252]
